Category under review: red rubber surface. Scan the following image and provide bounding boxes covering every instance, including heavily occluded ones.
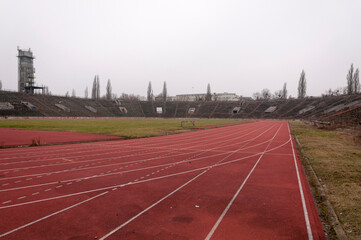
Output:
[0,128,122,147]
[0,121,325,239]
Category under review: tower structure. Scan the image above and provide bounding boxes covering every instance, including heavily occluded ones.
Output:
[17,47,37,93]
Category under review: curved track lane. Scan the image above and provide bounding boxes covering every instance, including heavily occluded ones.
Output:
[0,121,325,240]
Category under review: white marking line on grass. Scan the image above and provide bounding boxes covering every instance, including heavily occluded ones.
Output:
[0,191,108,238]
[205,123,283,240]
[288,124,313,240]
[99,170,209,240]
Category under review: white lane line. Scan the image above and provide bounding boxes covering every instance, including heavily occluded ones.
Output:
[99,170,209,240]
[2,200,12,204]
[44,188,52,192]
[17,196,26,200]
[2,183,9,186]
[55,185,63,188]
[0,123,262,173]
[0,126,263,182]
[0,138,291,210]
[288,124,313,240]
[4,143,261,192]
[32,192,39,195]
[205,123,283,240]
[99,124,278,239]
[0,191,108,238]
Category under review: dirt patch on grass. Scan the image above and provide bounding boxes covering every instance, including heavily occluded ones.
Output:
[290,121,361,240]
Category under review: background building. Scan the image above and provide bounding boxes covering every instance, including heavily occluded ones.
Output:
[176,92,239,101]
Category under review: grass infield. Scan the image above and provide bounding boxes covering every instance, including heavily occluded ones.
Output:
[0,118,246,139]
[290,121,361,240]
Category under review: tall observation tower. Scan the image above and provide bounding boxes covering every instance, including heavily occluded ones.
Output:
[17,47,41,93]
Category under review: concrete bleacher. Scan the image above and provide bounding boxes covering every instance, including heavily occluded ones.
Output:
[21,101,37,110]
[0,90,360,125]
[265,106,277,113]
[174,102,191,118]
[139,101,157,117]
[163,102,177,118]
[0,102,14,110]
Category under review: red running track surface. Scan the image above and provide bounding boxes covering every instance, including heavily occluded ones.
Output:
[0,128,122,147]
[0,121,325,240]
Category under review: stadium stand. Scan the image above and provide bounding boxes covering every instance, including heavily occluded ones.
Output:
[265,106,277,113]
[21,101,37,110]
[85,105,97,113]
[0,90,360,126]
[0,102,14,110]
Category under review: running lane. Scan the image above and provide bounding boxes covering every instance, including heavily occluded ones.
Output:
[0,121,325,239]
[0,128,122,147]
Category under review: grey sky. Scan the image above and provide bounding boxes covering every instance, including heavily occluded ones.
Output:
[1,0,361,98]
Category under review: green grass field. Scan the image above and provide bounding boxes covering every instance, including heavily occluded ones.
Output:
[290,121,361,240]
[0,118,247,138]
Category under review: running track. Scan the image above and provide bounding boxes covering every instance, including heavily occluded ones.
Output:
[0,121,325,239]
[0,128,122,147]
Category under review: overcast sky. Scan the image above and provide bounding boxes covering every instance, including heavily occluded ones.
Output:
[1,0,361,98]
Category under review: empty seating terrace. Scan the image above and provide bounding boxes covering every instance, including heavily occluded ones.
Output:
[0,91,360,125]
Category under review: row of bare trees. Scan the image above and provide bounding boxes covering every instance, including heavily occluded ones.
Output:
[147,81,168,101]
[66,64,359,101]
[347,64,360,95]
[253,83,288,100]
[80,75,113,100]
[253,64,358,100]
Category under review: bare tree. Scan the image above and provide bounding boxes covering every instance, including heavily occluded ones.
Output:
[96,75,100,99]
[298,70,306,99]
[346,64,354,95]
[261,88,271,99]
[273,90,282,99]
[91,76,97,99]
[65,91,69,97]
[0,80,2,90]
[353,68,360,94]
[323,87,343,96]
[106,79,112,100]
[206,83,212,101]
[147,81,153,101]
[85,87,88,99]
[162,81,167,102]
[43,86,50,95]
[72,89,76,97]
[253,92,261,100]
[347,64,354,95]
[120,93,141,101]
[282,82,287,99]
